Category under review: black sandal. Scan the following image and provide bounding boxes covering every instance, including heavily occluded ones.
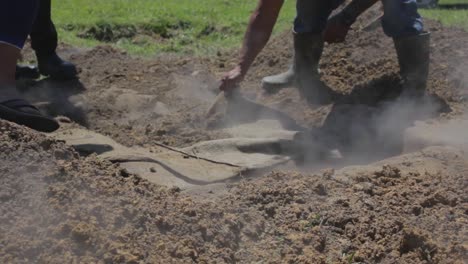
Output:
[0,99,59,132]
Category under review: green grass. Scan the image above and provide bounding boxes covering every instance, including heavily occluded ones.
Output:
[51,0,468,56]
[53,0,296,56]
[420,0,468,29]
[436,0,468,3]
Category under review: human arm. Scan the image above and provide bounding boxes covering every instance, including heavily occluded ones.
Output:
[219,0,284,91]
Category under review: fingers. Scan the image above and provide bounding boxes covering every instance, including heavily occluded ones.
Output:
[219,69,243,91]
[219,77,238,92]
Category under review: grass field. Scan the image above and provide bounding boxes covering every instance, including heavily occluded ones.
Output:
[53,0,296,55]
[420,0,468,29]
[51,0,468,56]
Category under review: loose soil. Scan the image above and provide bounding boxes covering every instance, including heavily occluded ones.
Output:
[3,9,468,264]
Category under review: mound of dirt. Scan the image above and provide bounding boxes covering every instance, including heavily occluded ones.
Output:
[1,120,466,263]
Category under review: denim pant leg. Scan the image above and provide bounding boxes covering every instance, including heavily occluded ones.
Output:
[0,0,39,49]
[381,0,424,38]
[294,0,346,34]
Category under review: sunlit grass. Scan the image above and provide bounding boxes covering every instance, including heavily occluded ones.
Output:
[52,0,296,56]
[51,0,468,56]
[420,0,468,29]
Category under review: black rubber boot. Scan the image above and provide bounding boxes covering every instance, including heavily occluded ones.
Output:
[394,32,431,99]
[37,52,78,80]
[15,65,40,80]
[294,33,334,104]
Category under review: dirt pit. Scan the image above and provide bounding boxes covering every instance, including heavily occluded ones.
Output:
[3,12,468,263]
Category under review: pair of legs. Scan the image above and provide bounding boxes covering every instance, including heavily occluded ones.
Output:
[0,0,59,132]
[294,0,423,36]
[16,0,77,80]
[0,0,39,86]
[263,0,429,101]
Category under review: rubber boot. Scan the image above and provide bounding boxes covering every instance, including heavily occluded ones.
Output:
[15,65,40,80]
[261,58,296,93]
[0,85,59,133]
[294,33,334,104]
[394,32,430,99]
[37,52,78,80]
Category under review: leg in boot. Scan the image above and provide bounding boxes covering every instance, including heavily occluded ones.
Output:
[262,0,344,95]
[37,53,78,80]
[381,0,427,98]
[394,32,449,118]
[393,32,430,99]
[0,2,59,132]
[294,33,339,104]
[293,0,343,104]
[31,0,78,80]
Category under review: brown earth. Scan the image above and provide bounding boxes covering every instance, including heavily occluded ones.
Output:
[2,11,468,264]
[1,121,467,263]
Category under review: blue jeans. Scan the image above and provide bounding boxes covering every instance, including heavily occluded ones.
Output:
[294,0,424,38]
[0,0,39,49]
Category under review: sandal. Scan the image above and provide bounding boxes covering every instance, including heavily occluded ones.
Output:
[0,99,59,132]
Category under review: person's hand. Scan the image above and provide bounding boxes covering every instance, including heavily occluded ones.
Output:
[323,12,354,44]
[219,65,244,92]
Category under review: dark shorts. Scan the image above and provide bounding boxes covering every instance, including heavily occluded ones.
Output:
[295,0,424,38]
[0,0,39,49]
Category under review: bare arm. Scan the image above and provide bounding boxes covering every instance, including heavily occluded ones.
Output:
[238,0,284,74]
[219,0,284,91]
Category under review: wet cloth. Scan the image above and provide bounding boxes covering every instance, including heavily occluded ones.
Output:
[294,0,423,38]
[0,0,39,49]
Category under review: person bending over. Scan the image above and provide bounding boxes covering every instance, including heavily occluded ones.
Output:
[220,0,429,103]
